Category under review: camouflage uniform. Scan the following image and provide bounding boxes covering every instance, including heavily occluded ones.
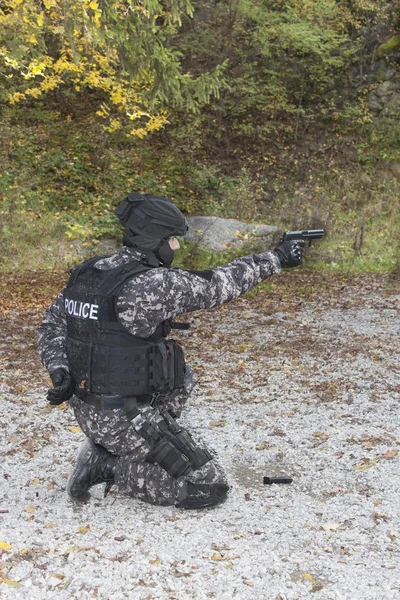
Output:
[38,246,281,505]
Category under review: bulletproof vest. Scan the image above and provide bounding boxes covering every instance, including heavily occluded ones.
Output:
[64,256,185,397]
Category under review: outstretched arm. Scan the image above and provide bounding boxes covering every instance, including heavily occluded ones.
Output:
[118,250,281,336]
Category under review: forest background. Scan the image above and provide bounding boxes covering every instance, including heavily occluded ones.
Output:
[0,0,399,274]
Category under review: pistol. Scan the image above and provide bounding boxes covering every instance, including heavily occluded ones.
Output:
[281,229,325,246]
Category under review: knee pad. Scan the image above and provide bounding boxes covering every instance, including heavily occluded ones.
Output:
[175,482,230,509]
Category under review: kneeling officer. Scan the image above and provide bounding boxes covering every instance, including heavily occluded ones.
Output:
[38,194,303,508]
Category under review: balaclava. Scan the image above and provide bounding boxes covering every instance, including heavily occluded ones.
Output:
[115,193,188,267]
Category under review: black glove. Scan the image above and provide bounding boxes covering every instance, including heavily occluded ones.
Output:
[47,368,76,405]
[274,239,305,268]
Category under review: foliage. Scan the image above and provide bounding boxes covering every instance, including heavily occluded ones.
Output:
[167,0,391,151]
[0,0,225,136]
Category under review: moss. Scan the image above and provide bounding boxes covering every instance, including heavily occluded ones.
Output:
[376,35,400,58]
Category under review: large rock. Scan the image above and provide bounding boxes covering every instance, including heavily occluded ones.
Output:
[186,216,278,251]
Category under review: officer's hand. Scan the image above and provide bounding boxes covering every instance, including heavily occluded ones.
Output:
[274,239,305,268]
[47,368,75,405]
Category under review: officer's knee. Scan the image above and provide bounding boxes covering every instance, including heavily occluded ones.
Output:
[175,481,229,509]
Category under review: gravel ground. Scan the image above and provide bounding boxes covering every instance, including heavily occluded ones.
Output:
[0,272,399,600]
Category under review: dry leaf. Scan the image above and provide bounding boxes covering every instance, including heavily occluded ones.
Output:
[255,441,270,450]
[303,573,315,582]
[63,546,81,555]
[355,458,377,470]
[68,426,81,434]
[149,558,160,565]
[208,420,226,429]
[313,432,329,441]
[211,553,227,561]
[78,525,90,534]
[44,523,57,529]
[48,573,65,580]
[31,478,40,486]
[4,579,24,588]
[322,523,341,532]
[24,506,37,513]
[374,512,389,521]
[377,449,398,460]
[0,541,11,551]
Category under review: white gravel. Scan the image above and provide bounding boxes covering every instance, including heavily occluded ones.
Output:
[0,277,399,599]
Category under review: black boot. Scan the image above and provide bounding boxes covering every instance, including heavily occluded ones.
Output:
[67,440,117,502]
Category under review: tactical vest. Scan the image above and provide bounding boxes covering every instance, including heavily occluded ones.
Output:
[64,256,186,397]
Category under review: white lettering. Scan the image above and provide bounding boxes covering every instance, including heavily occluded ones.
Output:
[73,300,80,316]
[89,304,99,320]
[64,297,98,320]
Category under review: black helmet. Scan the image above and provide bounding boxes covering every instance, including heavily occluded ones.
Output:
[115,193,188,240]
[115,193,188,266]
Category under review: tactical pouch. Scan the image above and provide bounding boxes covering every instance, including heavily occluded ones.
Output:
[149,340,186,392]
[166,340,186,390]
[149,342,170,392]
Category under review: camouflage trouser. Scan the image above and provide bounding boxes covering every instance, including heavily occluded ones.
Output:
[69,367,227,506]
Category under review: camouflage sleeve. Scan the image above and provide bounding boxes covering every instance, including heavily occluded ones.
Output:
[37,291,69,375]
[118,250,280,336]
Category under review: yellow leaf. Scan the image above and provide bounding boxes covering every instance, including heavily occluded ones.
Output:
[37,11,44,26]
[208,420,226,429]
[89,0,98,8]
[31,477,40,486]
[211,553,227,561]
[303,573,315,582]
[0,541,12,550]
[4,579,24,588]
[24,506,37,513]
[149,558,160,565]
[78,525,90,534]
[68,426,81,434]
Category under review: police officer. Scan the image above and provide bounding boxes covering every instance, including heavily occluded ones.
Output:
[37,193,304,508]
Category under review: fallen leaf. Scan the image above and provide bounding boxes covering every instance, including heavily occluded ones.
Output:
[68,426,81,434]
[354,458,377,470]
[255,441,270,450]
[313,432,329,441]
[149,558,160,565]
[24,506,37,513]
[31,478,40,486]
[63,546,81,556]
[322,523,342,532]
[0,541,12,551]
[4,579,24,588]
[48,573,65,580]
[44,523,57,529]
[377,449,398,460]
[374,512,389,521]
[271,428,285,437]
[303,573,315,582]
[208,420,226,429]
[78,525,90,534]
